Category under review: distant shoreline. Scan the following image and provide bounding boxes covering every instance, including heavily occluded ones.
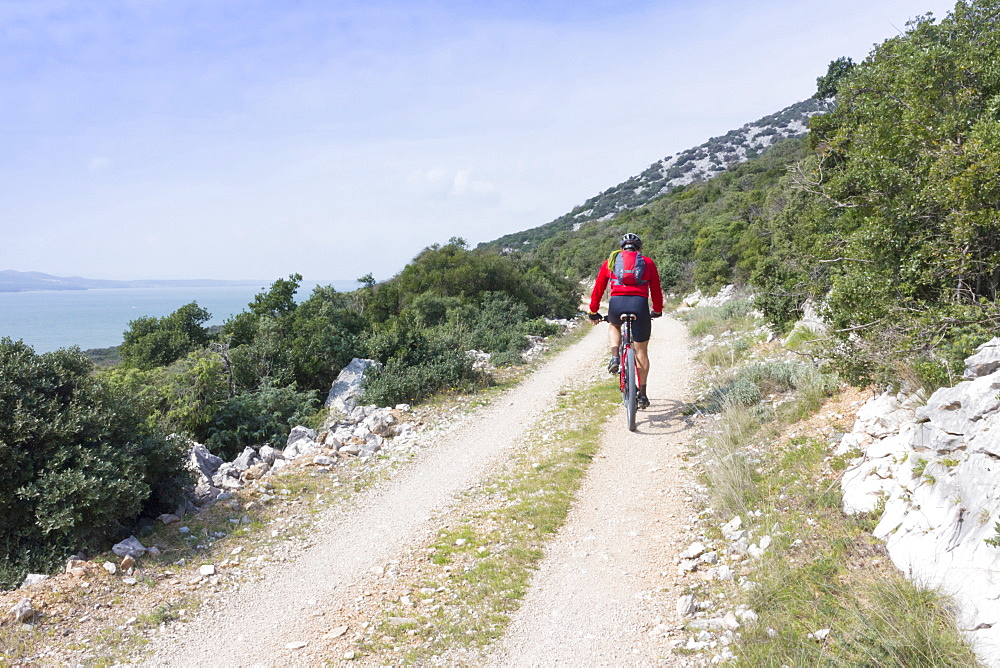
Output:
[0,280,265,294]
[0,271,352,294]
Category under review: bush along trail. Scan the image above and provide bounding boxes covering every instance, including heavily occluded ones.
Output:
[668,289,978,666]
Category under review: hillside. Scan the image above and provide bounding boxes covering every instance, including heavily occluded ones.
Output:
[481,97,831,254]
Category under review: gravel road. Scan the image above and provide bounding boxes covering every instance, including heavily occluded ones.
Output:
[145,318,618,666]
[485,315,696,666]
[145,315,695,666]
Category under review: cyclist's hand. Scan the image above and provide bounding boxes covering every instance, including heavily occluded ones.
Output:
[650,311,663,319]
[588,312,602,324]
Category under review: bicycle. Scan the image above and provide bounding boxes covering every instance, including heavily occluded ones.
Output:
[605,313,641,431]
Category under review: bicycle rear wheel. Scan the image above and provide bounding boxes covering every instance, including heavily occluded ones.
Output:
[624,345,637,431]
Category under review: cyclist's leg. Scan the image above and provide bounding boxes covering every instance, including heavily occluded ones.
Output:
[634,340,650,387]
[607,323,622,355]
[630,301,652,404]
[606,296,625,369]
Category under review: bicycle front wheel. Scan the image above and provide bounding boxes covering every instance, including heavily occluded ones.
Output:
[624,345,637,431]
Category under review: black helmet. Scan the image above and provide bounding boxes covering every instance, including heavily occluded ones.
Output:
[620,233,642,250]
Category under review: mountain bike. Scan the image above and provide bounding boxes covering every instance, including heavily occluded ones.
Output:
[606,313,641,431]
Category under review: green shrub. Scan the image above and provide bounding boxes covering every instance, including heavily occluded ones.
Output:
[120,302,213,370]
[718,298,754,320]
[489,351,524,368]
[361,348,481,406]
[0,339,188,589]
[704,362,838,413]
[205,381,317,460]
[687,309,722,337]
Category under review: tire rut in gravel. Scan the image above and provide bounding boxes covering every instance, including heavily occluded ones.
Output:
[485,315,698,667]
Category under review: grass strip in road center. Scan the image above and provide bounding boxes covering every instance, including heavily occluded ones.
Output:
[355,378,620,663]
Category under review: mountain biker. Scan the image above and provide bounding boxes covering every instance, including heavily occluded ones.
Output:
[588,233,663,409]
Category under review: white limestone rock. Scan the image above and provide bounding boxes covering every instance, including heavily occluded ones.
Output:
[5,598,36,624]
[963,337,1000,379]
[232,446,261,472]
[188,443,223,479]
[325,358,379,414]
[19,574,49,589]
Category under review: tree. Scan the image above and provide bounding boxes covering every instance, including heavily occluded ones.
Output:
[807,1,1000,383]
[249,273,302,318]
[814,57,855,100]
[120,302,212,370]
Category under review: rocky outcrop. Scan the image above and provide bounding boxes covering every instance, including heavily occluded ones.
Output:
[677,285,742,311]
[324,358,379,414]
[840,337,1000,663]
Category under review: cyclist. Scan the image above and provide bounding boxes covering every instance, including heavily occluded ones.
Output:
[588,233,663,409]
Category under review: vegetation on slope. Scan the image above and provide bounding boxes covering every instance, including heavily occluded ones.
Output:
[504,0,1000,391]
[0,239,578,590]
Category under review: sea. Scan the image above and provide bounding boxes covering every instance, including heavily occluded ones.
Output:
[0,280,359,354]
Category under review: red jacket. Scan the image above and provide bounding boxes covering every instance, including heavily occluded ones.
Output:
[589,253,663,313]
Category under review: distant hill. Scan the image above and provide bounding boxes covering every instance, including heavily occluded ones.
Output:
[480,97,832,253]
[0,270,264,293]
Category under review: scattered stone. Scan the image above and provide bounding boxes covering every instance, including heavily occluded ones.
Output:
[328,625,349,638]
[676,594,697,618]
[232,446,262,472]
[963,337,1000,379]
[200,565,217,577]
[159,513,180,525]
[312,455,336,467]
[4,598,36,624]
[242,461,271,481]
[103,562,117,575]
[687,617,729,631]
[122,577,138,586]
[259,444,279,465]
[808,628,831,641]
[188,443,224,479]
[19,574,49,589]
[285,641,308,650]
[387,616,418,625]
[112,536,147,559]
[681,541,706,559]
[344,650,357,660]
[678,559,699,573]
[721,516,743,541]
[121,555,136,570]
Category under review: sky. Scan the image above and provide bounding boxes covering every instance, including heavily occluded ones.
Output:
[0,0,959,282]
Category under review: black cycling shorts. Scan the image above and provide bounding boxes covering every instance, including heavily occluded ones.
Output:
[608,295,651,343]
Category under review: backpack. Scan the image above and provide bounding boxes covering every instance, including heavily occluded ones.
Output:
[608,250,647,287]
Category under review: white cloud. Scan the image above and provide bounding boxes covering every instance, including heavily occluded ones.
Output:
[87,155,111,172]
[407,167,498,201]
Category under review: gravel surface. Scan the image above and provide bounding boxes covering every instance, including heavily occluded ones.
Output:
[143,319,618,666]
[485,315,698,667]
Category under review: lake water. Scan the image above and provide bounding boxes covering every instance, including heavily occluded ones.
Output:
[0,280,359,353]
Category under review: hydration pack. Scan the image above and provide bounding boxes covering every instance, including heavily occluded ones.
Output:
[608,250,647,287]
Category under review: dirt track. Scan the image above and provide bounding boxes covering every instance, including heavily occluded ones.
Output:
[144,316,696,666]
[485,315,696,666]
